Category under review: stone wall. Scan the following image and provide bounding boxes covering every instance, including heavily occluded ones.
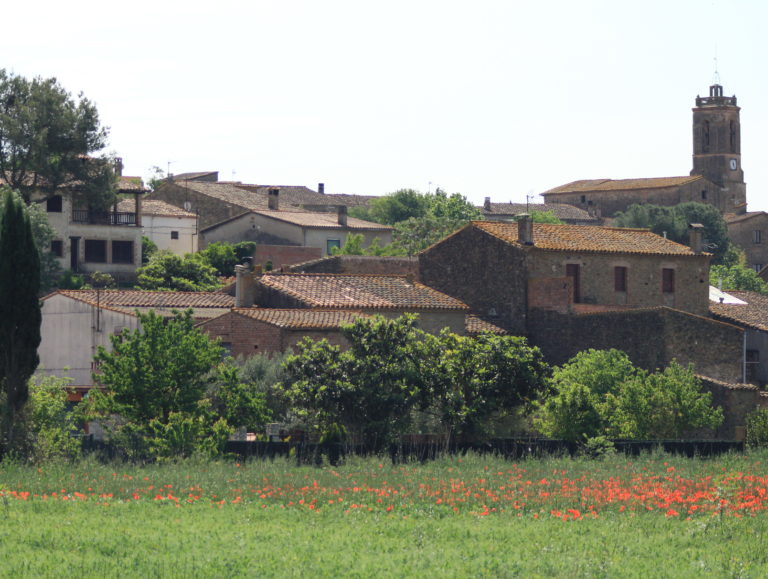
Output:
[697,377,764,441]
[420,226,528,334]
[528,307,744,383]
[149,183,241,229]
[727,213,768,271]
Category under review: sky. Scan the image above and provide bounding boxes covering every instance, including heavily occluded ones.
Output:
[3,1,767,208]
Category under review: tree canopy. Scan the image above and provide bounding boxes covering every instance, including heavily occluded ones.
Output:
[136,251,221,291]
[0,70,116,209]
[613,202,732,264]
[535,349,723,441]
[0,188,41,453]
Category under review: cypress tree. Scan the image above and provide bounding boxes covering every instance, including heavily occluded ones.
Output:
[0,188,41,452]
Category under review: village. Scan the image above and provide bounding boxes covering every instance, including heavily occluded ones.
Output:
[32,81,768,443]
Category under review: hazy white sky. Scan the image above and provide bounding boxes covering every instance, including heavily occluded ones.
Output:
[4,1,766,207]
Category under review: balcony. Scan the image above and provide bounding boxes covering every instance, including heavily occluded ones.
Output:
[72,209,138,226]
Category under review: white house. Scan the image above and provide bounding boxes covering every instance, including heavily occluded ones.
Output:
[118,198,198,254]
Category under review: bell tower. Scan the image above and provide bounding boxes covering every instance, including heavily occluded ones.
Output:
[691,84,746,213]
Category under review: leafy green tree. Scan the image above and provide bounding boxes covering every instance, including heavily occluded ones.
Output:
[141,236,158,265]
[418,331,550,441]
[0,70,116,209]
[237,352,290,422]
[614,202,732,264]
[710,262,768,295]
[0,188,41,453]
[200,242,238,277]
[16,375,81,462]
[137,250,220,291]
[355,188,431,225]
[535,349,723,441]
[207,361,272,431]
[282,315,423,448]
[388,215,468,256]
[527,210,563,224]
[331,233,387,256]
[233,241,257,263]
[88,310,233,459]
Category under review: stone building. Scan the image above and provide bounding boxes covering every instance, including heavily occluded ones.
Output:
[725,212,768,272]
[540,84,748,218]
[420,218,712,335]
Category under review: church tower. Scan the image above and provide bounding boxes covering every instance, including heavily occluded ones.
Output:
[691,84,746,213]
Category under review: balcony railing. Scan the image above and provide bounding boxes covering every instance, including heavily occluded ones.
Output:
[72,210,137,226]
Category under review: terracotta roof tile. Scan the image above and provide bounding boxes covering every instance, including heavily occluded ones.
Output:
[473,221,701,256]
[725,211,767,225]
[259,273,469,311]
[118,176,146,192]
[117,199,196,217]
[229,308,371,329]
[710,290,768,331]
[49,290,235,319]
[465,314,507,335]
[542,176,703,196]
[252,210,391,231]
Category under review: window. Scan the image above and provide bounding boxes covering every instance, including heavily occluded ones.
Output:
[111,240,134,264]
[701,190,707,200]
[580,195,586,204]
[51,240,63,257]
[565,263,581,303]
[614,266,627,292]
[753,264,764,273]
[662,268,675,293]
[754,230,762,244]
[171,231,179,240]
[84,240,107,263]
[46,195,62,213]
[326,239,341,254]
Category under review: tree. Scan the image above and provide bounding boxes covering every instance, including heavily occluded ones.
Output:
[0,188,41,453]
[88,310,234,458]
[141,236,158,265]
[710,262,768,295]
[535,349,723,441]
[0,70,116,209]
[136,250,220,291]
[0,188,60,292]
[417,331,550,441]
[527,210,563,224]
[614,202,732,264]
[388,215,468,256]
[282,315,424,448]
[200,242,238,277]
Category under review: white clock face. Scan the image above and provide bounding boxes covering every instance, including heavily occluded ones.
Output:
[730,159,738,170]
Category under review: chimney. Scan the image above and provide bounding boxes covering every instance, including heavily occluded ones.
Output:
[268,188,280,211]
[337,205,348,226]
[517,214,533,245]
[484,197,491,211]
[235,263,259,307]
[688,223,704,253]
[114,157,123,177]
[318,182,325,194]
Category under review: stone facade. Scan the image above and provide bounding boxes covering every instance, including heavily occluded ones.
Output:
[419,221,711,335]
[254,245,322,270]
[527,307,744,383]
[726,212,768,272]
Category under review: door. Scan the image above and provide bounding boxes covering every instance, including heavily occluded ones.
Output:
[70,237,80,272]
[565,263,580,303]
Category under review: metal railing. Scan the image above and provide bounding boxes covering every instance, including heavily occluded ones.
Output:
[72,210,137,226]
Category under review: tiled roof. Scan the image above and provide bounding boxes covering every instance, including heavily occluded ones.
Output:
[542,176,703,196]
[725,211,767,225]
[118,176,146,193]
[229,308,371,329]
[479,202,597,221]
[710,291,768,332]
[465,314,507,335]
[174,181,271,212]
[259,273,469,311]
[472,221,701,256]
[117,199,196,218]
[171,171,218,181]
[252,210,392,231]
[48,290,235,319]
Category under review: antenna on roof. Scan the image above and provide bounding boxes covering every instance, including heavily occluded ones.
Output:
[167,160,175,178]
[713,47,721,85]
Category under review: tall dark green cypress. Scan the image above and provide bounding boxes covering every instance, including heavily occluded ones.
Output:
[0,188,41,451]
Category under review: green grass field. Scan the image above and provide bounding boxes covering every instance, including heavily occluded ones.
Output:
[2,451,768,577]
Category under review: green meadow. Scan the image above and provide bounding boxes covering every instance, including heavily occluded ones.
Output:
[2,451,768,577]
